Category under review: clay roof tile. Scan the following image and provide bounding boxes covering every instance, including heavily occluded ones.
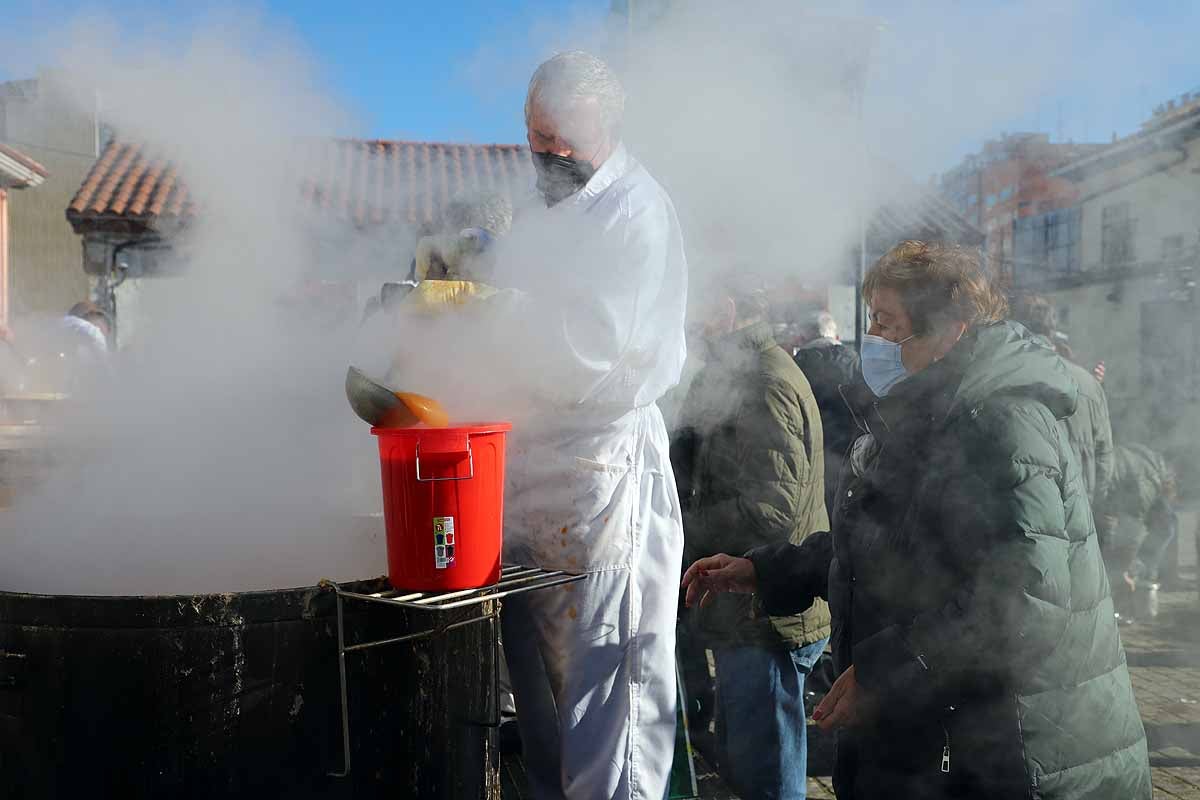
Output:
[67,138,534,235]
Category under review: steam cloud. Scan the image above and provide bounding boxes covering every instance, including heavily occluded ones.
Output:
[0,1,1193,594]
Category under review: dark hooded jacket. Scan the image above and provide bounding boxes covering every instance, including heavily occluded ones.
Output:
[748,322,1150,800]
[794,338,861,517]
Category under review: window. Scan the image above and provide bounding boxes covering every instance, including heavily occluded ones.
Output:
[1101,202,1136,267]
[1162,235,1185,262]
[1141,300,1199,436]
[1013,207,1081,281]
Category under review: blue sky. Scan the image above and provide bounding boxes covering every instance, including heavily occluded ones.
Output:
[0,0,1195,176]
[0,0,608,144]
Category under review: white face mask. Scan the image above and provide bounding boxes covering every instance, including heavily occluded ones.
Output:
[860,334,915,398]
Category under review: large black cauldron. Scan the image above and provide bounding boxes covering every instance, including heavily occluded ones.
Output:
[0,580,499,799]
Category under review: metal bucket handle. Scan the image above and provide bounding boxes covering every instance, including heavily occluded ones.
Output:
[415,438,474,482]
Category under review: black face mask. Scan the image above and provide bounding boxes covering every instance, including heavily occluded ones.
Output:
[531,150,596,207]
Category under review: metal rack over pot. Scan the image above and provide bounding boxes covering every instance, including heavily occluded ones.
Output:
[320,564,585,779]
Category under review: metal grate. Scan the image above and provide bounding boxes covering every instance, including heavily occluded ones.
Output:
[322,563,584,779]
[324,564,585,613]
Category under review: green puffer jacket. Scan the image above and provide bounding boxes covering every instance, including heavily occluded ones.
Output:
[674,321,831,649]
[1059,354,1115,504]
[749,322,1150,799]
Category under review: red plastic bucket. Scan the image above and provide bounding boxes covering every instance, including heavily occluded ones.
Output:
[371,422,511,591]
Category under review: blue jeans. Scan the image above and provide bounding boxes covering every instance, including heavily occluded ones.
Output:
[713,638,829,800]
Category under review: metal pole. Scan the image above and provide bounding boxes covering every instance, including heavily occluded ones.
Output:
[848,19,885,352]
[93,90,102,158]
[330,590,352,778]
[856,217,866,352]
[627,0,635,51]
[0,188,8,330]
[855,62,867,353]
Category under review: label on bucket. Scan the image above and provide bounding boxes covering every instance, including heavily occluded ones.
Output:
[433,517,456,569]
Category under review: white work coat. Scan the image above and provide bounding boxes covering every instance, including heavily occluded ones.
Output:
[494,143,687,570]
[496,144,688,800]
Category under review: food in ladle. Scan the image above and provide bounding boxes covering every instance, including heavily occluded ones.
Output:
[379,392,450,428]
[377,403,420,428]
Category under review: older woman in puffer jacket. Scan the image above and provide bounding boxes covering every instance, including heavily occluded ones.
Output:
[684,240,1151,800]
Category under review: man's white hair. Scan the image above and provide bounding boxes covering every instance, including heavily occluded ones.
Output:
[525,51,625,138]
[815,311,838,339]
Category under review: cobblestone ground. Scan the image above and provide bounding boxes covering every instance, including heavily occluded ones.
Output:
[1124,514,1200,797]
[1157,768,1200,798]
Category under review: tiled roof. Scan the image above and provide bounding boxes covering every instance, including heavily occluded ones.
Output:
[0,142,49,187]
[67,138,535,234]
[68,137,982,252]
[66,141,192,232]
[868,161,985,249]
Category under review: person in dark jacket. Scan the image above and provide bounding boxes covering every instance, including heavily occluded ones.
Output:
[1010,294,1114,505]
[1099,443,1178,620]
[683,240,1150,800]
[673,277,830,799]
[793,311,861,518]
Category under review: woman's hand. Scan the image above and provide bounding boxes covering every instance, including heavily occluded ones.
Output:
[681,554,757,608]
[813,665,875,732]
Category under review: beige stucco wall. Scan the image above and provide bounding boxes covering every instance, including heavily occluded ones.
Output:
[1043,278,1158,442]
[7,148,92,315]
[1074,136,1200,271]
[1037,128,1200,448]
[2,71,96,318]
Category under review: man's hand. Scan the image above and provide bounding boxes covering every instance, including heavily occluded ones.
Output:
[1093,361,1106,384]
[681,554,757,608]
[1123,571,1137,593]
[813,665,875,732]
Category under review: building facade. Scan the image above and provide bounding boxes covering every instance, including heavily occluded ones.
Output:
[941,133,1105,281]
[0,144,48,327]
[1019,95,1200,446]
[0,71,100,319]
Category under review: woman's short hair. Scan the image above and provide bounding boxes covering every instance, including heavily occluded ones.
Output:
[863,240,1008,335]
[1010,293,1057,337]
[705,269,770,323]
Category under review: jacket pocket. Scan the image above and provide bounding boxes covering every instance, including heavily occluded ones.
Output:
[502,449,636,572]
[573,456,631,476]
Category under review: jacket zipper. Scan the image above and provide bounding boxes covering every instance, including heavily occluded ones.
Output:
[940,723,951,774]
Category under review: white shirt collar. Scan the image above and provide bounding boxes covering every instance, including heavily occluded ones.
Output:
[566,143,631,206]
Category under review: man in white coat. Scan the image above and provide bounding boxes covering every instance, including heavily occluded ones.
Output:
[498,51,688,800]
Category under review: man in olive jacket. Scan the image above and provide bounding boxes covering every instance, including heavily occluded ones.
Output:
[673,278,830,799]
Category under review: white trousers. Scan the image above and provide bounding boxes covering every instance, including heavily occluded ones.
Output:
[502,406,683,800]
